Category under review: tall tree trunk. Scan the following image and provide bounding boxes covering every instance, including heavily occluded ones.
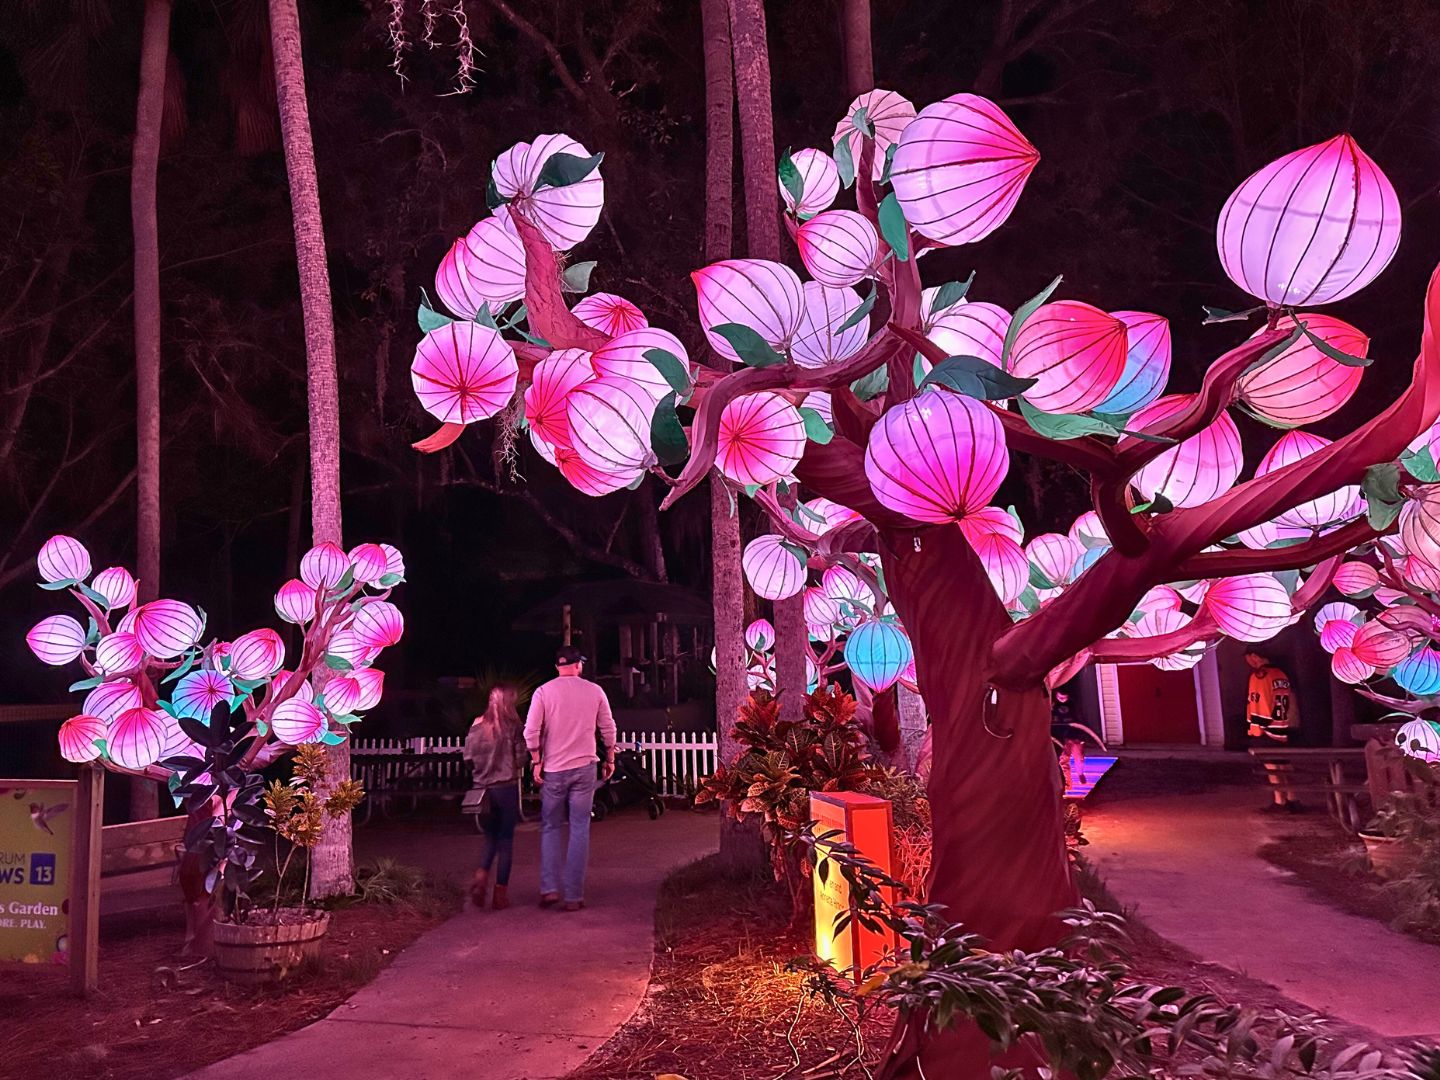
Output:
[841,0,874,97]
[129,0,172,823]
[876,525,1076,1080]
[268,0,351,899]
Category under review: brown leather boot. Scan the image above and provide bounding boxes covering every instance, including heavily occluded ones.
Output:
[492,885,510,910]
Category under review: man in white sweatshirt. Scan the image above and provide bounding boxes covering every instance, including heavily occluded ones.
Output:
[524,645,617,910]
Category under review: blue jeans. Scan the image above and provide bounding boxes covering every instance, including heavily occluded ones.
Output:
[540,765,596,902]
[478,782,521,886]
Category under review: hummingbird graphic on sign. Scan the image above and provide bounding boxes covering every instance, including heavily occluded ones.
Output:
[29,802,69,835]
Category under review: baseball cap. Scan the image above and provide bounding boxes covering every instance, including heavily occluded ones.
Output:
[556,645,586,666]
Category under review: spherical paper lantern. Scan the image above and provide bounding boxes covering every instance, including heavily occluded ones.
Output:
[271,699,328,745]
[348,544,390,586]
[229,629,285,681]
[924,302,1009,373]
[1258,431,1363,528]
[38,534,91,584]
[1392,648,1440,695]
[717,392,806,487]
[833,89,916,181]
[844,620,913,692]
[1400,486,1440,569]
[889,93,1038,246]
[692,259,805,364]
[172,669,234,719]
[327,628,377,671]
[781,148,840,218]
[352,600,405,649]
[492,134,604,251]
[380,544,405,579]
[457,215,528,305]
[1010,301,1127,414]
[275,579,319,625]
[1402,554,1440,594]
[351,668,386,712]
[95,632,145,676]
[572,292,648,337]
[968,530,1028,604]
[1236,315,1367,428]
[1334,561,1379,597]
[59,714,107,764]
[300,542,349,589]
[1026,533,1084,588]
[435,236,487,320]
[804,588,842,639]
[525,348,595,451]
[1217,133,1400,308]
[1395,719,1440,763]
[801,497,863,535]
[131,600,204,659]
[91,566,137,610]
[796,210,879,287]
[1069,511,1108,549]
[1351,620,1412,670]
[1202,574,1291,642]
[84,679,142,723]
[1314,601,1363,655]
[27,614,87,666]
[1137,608,1202,671]
[412,321,519,425]
[1130,395,1243,508]
[591,328,690,403]
[1319,618,1358,654]
[1135,585,1183,620]
[742,535,806,601]
[802,391,833,424]
[745,619,776,652]
[1096,311,1171,415]
[567,378,657,478]
[791,282,870,369]
[865,391,1008,523]
[109,707,167,770]
[822,565,875,623]
[1331,646,1375,685]
[555,445,636,497]
[323,675,364,717]
[960,505,1024,546]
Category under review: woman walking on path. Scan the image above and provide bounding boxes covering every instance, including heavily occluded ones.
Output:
[463,686,526,909]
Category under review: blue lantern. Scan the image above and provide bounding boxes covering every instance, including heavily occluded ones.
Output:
[1393,647,1440,696]
[844,619,912,692]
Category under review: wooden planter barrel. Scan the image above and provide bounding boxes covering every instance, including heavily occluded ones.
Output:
[212,909,330,985]
[1360,833,1412,880]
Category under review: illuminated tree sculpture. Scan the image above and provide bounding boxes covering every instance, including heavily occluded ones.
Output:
[410,97,1440,1077]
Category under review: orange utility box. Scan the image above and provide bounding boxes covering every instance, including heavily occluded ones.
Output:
[810,790,898,981]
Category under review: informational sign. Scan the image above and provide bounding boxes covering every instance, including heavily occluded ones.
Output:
[810,790,897,982]
[0,779,75,966]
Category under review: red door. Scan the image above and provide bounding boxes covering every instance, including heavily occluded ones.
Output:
[1116,664,1200,743]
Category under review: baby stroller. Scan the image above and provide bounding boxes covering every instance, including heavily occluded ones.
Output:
[591,748,666,821]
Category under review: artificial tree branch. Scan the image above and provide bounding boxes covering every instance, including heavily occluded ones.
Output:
[793,436,927,531]
[1172,517,1385,578]
[1088,610,1219,664]
[512,211,611,351]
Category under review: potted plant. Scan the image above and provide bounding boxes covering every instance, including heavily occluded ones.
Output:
[1359,793,1433,879]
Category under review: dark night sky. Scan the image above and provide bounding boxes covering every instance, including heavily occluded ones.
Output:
[3,0,1439,714]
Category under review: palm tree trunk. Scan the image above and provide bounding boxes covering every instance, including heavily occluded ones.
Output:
[841,0,874,97]
[268,0,351,899]
[129,0,172,823]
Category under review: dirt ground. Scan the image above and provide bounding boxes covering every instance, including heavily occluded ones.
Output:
[0,891,455,1080]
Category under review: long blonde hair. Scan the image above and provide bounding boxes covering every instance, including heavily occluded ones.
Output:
[481,685,520,730]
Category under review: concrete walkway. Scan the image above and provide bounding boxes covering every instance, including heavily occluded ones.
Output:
[191,808,717,1080]
[1085,786,1440,1039]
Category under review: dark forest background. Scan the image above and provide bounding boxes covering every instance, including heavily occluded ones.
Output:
[3,0,1439,709]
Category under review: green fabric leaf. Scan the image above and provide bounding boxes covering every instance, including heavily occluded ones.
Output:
[836,283,876,332]
[650,392,690,466]
[644,348,692,395]
[320,730,346,746]
[417,294,453,333]
[912,353,927,386]
[561,260,597,294]
[852,105,873,136]
[473,306,500,330]
[919,355,1036,401]
[78,583,109,608]
[1363,462,1405,530]
[880,143,898,185]
[162,649,199,685]
[1244,323,1305,375]
[833,136,856,189]
[534,151,604,191]
[1403,445,1440,483]
[1028,563,1056,590]
[851,365,889,402]
[68,675,104,693]
[778,148,805,210]
[1201,303,1263,325]
[38,578,77,591]
[779,540,810,564]
[799,407,835,445]
[930,273,976,314]
[878,193,910,262]
[485,175,507,210]
[1018,398,1120,440]
[1298,320,1372,367]
[710,323,786,368]
[325,654,355,672]
[378,572,403,588]
[1002,275,1063,368]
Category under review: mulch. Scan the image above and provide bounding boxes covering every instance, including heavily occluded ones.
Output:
[0,895,455,1080]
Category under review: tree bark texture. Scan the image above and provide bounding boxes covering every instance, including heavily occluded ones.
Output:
[841,0,874,98]
[268,0,351,899]
[129,0,172,823]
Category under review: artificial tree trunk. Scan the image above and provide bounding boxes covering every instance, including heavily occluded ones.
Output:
[129,0,172,823]
[268,0,352,899]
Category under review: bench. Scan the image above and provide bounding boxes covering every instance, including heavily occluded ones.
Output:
[100,816,184,914]
[351,750,468,822]
[1248,748,1369,831]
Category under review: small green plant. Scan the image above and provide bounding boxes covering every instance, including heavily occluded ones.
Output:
[1364,792,1440,937]
[260,743,365,918]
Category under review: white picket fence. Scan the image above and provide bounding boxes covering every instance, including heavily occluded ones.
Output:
[349,731,717,797]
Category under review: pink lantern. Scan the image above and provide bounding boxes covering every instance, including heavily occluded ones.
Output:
[1400,486,1440,568]
[353,600,405,649]
[566,378,656,477]
[172,669,234,719]
[556,446,635,497]
[1096,311,1171,415]
[380,544,405,579]
[58,714,107,764]
[1314,600,1363,633]
[1235,516,1309,552]
[91,566,138,610]
[1333,561,1379,597]
[412,321,520,425]
[37,534,91,584]
[791,283,870,369]
[1137,609,1202,671]
[435,237,487,320]
[692,260,805,364]
[525,349,595,451]
[109,707,167,770]
[1069,511,1108,549]
[1331,646,1375,685]
[327,628,377,670]
[1217,134,1401,308]
[324,675,363,716]
[802,391,833,424]
[1010,301,1127,414]
[924,302,1010,374]
[959,505,1024,546]
[1130,395,1243,508]
[275,579,320,625]
[802,497,863,535]
[1351,620,1412,670]
[271,699,328,746]
[84,680,143,723]
[1402,555,1440,594]
[796,210,879,288]
[349,544,390,585]
[95,632,145,676]
[822,565,875,621]
[967,530,1027,604]
[591,328,691,403]
[1201,574,1291,642]
[745,619,776,652]
[1319,619,1359,654]
[301,542,350,589]
[889,93,1039,246]
[572,293,648,337]
[1026,533,1084,588]
[456,215,528,306]
[492,134,604,251]
[833,89,916,181]
[1395,719,1440,763]
[1135,586,1183,619]
[780,148,840,218]
[1257,431,1363,528]
[131,600,204,659]
[717,393,806,487]
[864,391,1008,524]
[1236,315,1367,428]
[742,535,806,601]
[27,615,87,666]
[229,629,285,681]
[804,587,842,639]
[350,668,386,712]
